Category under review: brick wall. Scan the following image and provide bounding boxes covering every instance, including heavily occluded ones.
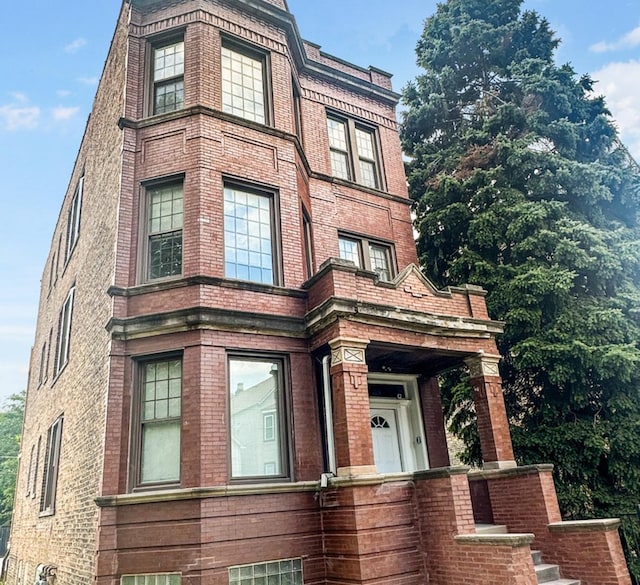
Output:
[7,4,131,584]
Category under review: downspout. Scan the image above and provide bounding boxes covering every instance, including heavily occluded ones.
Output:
[321,355,336,478]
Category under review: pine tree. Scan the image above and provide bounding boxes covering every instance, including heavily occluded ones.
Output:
[401,0,640,518]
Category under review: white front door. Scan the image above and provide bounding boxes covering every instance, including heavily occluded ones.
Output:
[370,407,403,473]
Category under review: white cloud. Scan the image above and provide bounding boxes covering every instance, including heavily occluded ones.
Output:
[0,103,41,131]
[52,106,80,121]
[590,26,640,53]
[78,76,99,86]
[57,90,72,98]
[592,60,640,161]
[65,37,87,54]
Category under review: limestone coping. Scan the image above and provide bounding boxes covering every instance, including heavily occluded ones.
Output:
[548,519,622,533]
[455,533,536,547]
[468,464,555,481]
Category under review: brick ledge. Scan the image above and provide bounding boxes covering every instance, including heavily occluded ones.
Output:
[455,533,536,547]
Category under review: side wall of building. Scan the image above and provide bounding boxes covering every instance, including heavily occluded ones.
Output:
[6,5,130,585]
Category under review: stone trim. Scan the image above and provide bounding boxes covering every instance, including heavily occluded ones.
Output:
[329,337,369,367]
[465,354,502,378]
[96,480,319,507]
[548,519,622,533]
[468,464,555,482]
[108,274,307,298]
[305,295,504,339]
[455,533,536,547]
[413,466,471,481]
[107,306,306,340]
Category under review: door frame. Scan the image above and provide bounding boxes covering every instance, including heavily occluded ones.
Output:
[368,373,430,472]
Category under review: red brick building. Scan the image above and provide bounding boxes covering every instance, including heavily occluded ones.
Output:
[7,1,632,584]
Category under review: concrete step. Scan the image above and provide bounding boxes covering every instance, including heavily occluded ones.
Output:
[538,581,580,585]
[531,550,543,565]
[475,523,508,534]
[535,563,560,582]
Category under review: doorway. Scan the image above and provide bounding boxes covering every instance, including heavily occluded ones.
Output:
[368,374,429,473]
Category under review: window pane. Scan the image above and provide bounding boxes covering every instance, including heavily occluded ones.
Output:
[221,46,266,124]
[229,358,283,477]
[224,186,274,284]
[155,80,184,114]
[369,243,391,281]
[338,237,361,267]
[355,127,375,160]
[329,151,350,180]
[359,160,377,189]
[327,118,348,150]
[141,420,181,483]
[154,42,184,81]
[149,232,182,279]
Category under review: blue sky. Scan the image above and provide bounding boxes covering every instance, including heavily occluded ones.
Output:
[0,0,639,406]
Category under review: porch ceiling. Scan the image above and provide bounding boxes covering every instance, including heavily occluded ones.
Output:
[366,342,475,377]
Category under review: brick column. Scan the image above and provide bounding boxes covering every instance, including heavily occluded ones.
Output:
[329,337,375,477]
[419,377,451,468]
[465,355,515,469]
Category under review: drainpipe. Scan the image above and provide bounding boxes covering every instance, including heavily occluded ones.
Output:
[321,355,337,478]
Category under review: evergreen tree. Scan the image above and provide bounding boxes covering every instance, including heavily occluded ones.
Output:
[0,393,24,526]
[401,0,640,518]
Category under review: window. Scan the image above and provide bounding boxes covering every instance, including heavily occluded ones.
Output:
[229,559,303,585]
[292,78,302,139]
[338,235,394,281]
[33,437,41,498]
[38,341,48,386]
[152,39,184,115]
[224,185,278,285]
[229,356,288,479]
[146,181,184,280]
[122,575,181,585]
[26,445,35,497]
[65,176,83,261]
[54,287,75,376]
[327,114,381,189]
[221,41,268,124]
[40,416,63,514]
[135,357,182,486]
[302,208,313,280]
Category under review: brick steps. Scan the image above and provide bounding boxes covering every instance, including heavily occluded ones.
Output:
[473,526,580,585]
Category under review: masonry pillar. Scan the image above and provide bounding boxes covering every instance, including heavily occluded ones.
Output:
[328,337,375,477]
[465,355,516,469]
[419,376,451,468]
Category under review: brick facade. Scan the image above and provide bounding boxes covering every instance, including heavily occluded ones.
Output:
[8,1,631,585]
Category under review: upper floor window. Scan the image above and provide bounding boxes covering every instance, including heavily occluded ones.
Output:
[224,184,279,285]
[65,176,83,262]
[152,39,184,115]
[221,41,268,124]
[40,416,63,515]
[145,181,184,281]
[54,287,75,376]
[338,234,394,281]
[133,357,183,487]
[327,115,382,189]
[229,356,288,480]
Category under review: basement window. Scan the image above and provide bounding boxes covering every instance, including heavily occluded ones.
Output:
[122,574,181,585]
[229,558,303,585]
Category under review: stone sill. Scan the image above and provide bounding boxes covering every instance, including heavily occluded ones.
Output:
[96,480,320,507]
[469,464,555,481]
